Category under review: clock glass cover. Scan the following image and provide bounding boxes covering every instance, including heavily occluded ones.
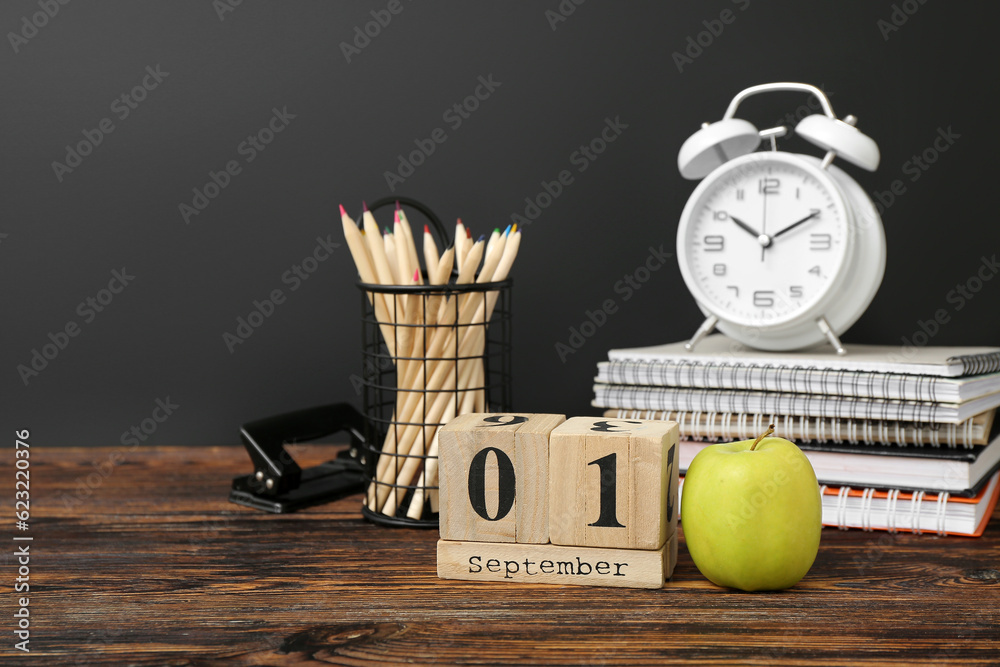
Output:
[679,153,852,328]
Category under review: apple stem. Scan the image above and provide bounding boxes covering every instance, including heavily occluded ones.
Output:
[750,424,776,451]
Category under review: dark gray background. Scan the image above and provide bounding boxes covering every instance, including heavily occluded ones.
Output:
[3,0,998,448]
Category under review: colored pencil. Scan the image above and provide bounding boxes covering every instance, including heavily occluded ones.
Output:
[423,224,440,279]
[396,203,423,286]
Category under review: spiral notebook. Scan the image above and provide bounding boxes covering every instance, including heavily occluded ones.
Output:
[675,426,1000,494]
[817,473,1000,536]
[596,361,1000,403]
[678,473,1000,537]
[601,409,996,448]
[607,335,1000,378]
[592,384,1000,425]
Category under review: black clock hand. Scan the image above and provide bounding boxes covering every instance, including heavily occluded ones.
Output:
[773,211,821,239]
[728,215,762,239]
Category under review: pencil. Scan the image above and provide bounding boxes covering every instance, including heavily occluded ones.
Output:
[362,203,396,290]
[478,229,507,285]
[457,235,485,284]
[340,205,396,357]
[435,244,455,283]
[423,224,440,279]
[484,227,501,262]
[485,227,520,319]
[455,229,506,411]
[396,203,422,286]
[427,242,454,330]
[454,219,467,273]
[406,397,456,520]
[395,216,419,394]
[383,228,401,284]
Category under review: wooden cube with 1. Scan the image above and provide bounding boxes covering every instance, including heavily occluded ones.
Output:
[549,418,678,550]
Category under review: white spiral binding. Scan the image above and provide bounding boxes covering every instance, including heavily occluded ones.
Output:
[885,488,900,533]
[837,486,851,530]
[860,487,876,531]
[911,491,925,535]
[935,491,950,536]
[606,408,979,448]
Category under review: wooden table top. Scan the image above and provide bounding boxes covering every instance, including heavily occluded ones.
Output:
[6,444,999,665]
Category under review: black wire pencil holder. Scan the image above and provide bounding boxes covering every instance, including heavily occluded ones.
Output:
[357,198,513,527]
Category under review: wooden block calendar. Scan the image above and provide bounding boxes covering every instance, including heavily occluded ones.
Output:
[437,414,679,589]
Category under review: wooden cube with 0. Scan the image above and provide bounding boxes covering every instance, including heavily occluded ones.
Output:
[549,417,678,550]
[438,413,566,544]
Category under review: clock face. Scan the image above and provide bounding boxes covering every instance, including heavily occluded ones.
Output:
[678,153,852,328]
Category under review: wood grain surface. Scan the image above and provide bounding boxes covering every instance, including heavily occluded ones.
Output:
[2,444,998,665]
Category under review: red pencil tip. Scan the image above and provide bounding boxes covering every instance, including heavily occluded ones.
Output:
[466,228,472,238]
[423,224,430,234]
[394,210,400,223]
[457,218,463,226]
[339,204,347,217]
[413,269,420,281]
[396,200,401,211]
[362,201,369,212]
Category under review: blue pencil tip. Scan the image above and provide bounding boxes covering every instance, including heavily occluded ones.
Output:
[477,234,486,243]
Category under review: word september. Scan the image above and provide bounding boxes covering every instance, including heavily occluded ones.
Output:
[468,554,628,579]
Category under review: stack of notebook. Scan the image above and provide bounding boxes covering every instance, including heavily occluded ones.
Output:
[593,335,1000,537]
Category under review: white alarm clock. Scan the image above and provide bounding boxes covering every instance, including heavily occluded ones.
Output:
[676,82,886,355]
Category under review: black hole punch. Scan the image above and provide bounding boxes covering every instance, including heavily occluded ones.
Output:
[228,403,367,514]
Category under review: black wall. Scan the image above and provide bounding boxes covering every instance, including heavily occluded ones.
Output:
[3,0,999,448]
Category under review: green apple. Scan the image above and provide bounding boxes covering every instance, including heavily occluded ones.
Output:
[681,426,822,591]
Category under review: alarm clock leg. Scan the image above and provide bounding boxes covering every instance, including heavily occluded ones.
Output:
[685,315,719,352]
[817,316,847,356]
